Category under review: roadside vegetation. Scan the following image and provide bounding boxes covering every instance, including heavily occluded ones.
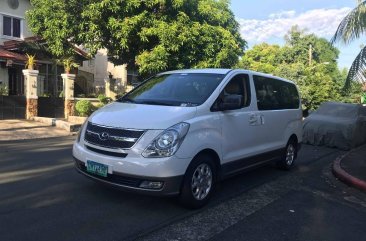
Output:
[26,0,246,77]
[75,100,94,117]
[237,26,363,110]
[26,0,365,114]
[75,94,112,117]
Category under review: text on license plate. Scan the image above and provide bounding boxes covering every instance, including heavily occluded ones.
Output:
[86,160,108,177]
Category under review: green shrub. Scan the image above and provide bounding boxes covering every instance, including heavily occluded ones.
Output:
[362,93,366,104]
[59,90,64,98]
[75,100,94,117]
[0,85,8,95]
[97,94,112,105]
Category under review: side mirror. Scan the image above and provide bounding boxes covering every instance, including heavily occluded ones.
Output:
[220,94,242,111]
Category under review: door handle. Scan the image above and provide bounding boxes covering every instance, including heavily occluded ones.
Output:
[260,115,265,125]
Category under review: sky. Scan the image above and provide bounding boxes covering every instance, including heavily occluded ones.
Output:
[229,0,364,69]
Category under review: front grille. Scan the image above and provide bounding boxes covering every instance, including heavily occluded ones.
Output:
[74,158,142,187]
[86,145,128,158]
[84,122,145,149]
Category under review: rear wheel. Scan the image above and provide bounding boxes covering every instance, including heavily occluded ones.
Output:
[277,140,297,170]
[179,154,217,209]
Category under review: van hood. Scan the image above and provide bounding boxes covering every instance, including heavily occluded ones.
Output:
[89,102,197,130]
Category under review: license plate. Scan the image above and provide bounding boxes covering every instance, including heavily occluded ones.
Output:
[86,160,108,177]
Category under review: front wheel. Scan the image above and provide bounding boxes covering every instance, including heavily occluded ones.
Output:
[179,155,217,209]
[277,140,297,170]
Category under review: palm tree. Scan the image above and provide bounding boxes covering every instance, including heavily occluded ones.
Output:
[332,0,366,90]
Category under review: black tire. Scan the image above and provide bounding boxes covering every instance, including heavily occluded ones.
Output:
[277,139,297,170]
[179,154,217,209]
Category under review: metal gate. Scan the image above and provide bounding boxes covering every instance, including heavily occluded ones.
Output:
[38,97,64,118]
[0,95,26,120]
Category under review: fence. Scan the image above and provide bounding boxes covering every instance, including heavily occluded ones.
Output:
[0,95,26,119]
[38,97,64,118]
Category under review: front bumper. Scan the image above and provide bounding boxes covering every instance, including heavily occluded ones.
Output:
[74,157,183,196]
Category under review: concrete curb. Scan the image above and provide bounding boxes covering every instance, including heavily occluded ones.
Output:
[0,134,77,143]
[332,151,366,192]
[31,116,82,132]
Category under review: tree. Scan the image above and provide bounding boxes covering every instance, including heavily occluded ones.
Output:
[237,43,282,73]
[26,0,246,76]
[238,26,340,73]
[332,0,366,89]
[237,27,351,110]
[284,26,340,69]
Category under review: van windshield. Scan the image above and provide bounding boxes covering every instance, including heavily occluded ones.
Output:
[118,73,225,107]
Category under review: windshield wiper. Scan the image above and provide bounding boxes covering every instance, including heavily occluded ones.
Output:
[118,98,176,106]
[138,100,176,106]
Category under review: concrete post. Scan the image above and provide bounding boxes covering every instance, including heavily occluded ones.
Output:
[22,69,39,119]
[121,64,128,89]
[105,78,117,100]
[61,74,76,118]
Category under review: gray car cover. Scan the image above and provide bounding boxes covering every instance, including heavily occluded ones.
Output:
[303,102,366,150]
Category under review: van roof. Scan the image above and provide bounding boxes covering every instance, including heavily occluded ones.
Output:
[161,68,232,75]
[160,69,295,84]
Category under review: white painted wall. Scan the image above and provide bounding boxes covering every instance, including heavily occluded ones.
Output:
[0,0,32,95]
[0,0,33,45]
[79,48,128,91]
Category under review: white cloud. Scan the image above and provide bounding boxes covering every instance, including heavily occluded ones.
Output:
[238,7,352,43]
[269,10,296,19]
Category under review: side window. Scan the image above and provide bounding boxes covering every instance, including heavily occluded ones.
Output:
[211,74,251,111]
[254,76,278,110]
[254,75,299,110]
[277,82,300,109]
[224,74,251,108]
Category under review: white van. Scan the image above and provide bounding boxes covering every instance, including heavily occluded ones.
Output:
[73,69,302,208]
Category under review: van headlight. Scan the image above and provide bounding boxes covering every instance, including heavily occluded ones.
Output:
[142,123,190,158]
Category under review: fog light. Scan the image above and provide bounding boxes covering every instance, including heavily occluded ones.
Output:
[139,181,164,190]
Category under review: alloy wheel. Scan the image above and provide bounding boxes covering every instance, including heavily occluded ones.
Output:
[286,144,295,166]
[191,163,213,200]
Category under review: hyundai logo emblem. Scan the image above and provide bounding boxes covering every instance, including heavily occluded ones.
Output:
[99,132,109,141]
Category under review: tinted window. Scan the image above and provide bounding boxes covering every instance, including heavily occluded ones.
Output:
[12,18,21,38]
[254,75,299,110]
[2,16,21,38]
[3,16,11,36]
[119,73,225,107]
[212,74,251,110]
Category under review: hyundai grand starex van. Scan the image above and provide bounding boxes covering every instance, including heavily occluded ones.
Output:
[73,69,302,208]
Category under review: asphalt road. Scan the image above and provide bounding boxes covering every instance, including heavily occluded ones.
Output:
[1,137,366,241]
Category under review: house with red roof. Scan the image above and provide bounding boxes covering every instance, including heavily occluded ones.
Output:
[0,0,33,96]
[0,0,133,119]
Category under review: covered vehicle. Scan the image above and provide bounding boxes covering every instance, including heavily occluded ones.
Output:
[303,102,366,150]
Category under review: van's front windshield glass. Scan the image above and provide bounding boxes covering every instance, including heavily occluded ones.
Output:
[117,73,225,107]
